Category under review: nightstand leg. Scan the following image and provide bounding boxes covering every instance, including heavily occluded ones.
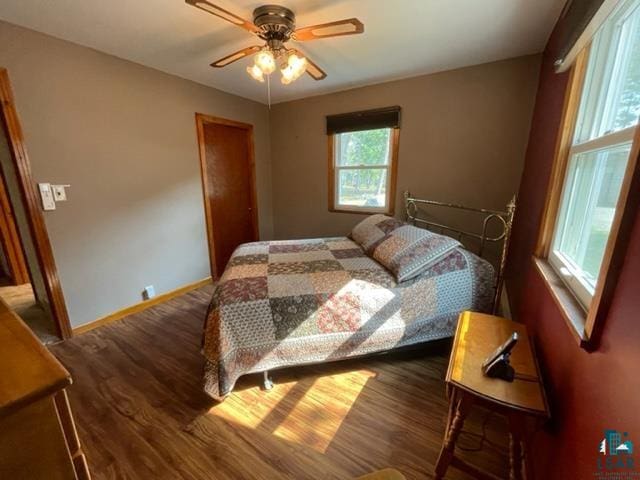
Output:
[434,390,473,480]
[445,388,457,431]
[508,413,525,480]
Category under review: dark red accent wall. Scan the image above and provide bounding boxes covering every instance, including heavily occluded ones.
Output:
[506,14,640,480]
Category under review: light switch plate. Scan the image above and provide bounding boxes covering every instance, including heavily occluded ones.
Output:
[38,183,56,211]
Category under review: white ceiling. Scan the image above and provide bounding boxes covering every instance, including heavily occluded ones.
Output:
[0,0,565,104]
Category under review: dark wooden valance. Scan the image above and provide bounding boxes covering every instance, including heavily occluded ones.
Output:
[326,106,401,135]
[555,0,606,69]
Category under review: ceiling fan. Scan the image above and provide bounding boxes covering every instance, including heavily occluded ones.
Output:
[185,1,364,85]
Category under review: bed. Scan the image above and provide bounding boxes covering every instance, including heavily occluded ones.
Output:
[201,192,516,400]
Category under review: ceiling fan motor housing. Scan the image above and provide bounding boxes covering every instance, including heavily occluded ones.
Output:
[253,5,296,42]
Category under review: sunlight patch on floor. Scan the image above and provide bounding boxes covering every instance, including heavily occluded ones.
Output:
[272,369,376,453]
[208,368,377,453]
[208,377,301,429]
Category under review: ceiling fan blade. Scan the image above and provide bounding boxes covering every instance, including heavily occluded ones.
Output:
[290,49,327,80]
[186,0,260,34]
[210,46,261,68]
[303,56,327,81]
[292,18,364,41]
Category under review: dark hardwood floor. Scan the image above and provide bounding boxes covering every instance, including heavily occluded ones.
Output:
[50,285,509,479]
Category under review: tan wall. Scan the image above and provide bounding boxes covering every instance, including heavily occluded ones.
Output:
[270,55,541,239]
[0,20,273,328]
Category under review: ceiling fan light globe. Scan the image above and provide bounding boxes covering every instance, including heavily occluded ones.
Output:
[281,65,296,83]
[286,54,307,80]
[294,60,307,78]
[254,50,276,75]
[287,53,304,68]
[246,65,265,82]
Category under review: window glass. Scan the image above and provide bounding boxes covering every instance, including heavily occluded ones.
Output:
[553,143,630,285]
[333,128,393,212]
[576,1,640,142]
[337,169,388,208]
[336,129,391,166]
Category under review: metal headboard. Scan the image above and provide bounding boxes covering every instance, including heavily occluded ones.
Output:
[403,191,516,314]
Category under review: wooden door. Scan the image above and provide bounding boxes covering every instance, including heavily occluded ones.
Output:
[196,114,258,278]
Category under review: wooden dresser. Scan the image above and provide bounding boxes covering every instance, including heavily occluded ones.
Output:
[0,299,90,479]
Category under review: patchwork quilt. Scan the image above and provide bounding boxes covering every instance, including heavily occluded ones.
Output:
[202,237,494,400]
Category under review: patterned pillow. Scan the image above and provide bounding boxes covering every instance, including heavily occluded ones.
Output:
[350,214,406,251]
[371,224,461,282]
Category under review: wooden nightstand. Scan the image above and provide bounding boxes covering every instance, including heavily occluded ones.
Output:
[434,311,549,480]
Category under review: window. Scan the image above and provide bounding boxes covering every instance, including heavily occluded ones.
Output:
[327,107,400,214]
[331,128,397,213]
[536,0,640,346]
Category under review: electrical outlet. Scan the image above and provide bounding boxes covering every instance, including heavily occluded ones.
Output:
[142,285,156,300]
[52,185,68,201]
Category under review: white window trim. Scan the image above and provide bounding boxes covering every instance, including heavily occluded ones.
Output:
[571,125,636,156]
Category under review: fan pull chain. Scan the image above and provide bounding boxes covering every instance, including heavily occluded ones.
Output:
[267,74,271,109]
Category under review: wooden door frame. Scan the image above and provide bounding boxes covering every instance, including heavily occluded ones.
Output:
[0,175,30,285]
[195,113,259,279]
[0,68,72,339]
